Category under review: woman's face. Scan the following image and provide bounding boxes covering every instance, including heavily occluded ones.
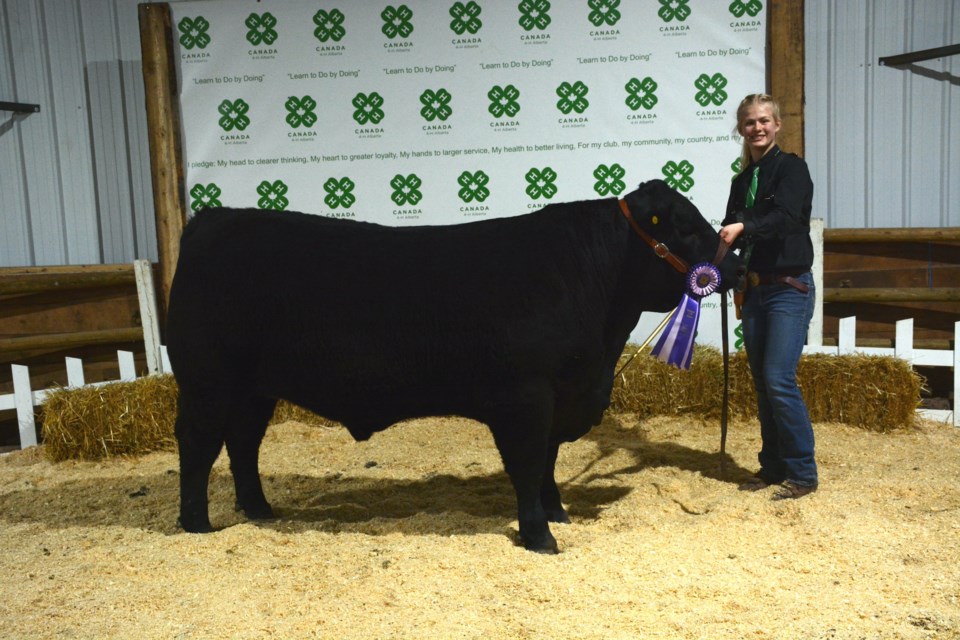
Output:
[739,103,781,161]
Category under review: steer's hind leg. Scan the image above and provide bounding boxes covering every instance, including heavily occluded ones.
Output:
[175,391,227,533]
[488,395,558,553]
[224,395,278,521]
[540,441,570,524]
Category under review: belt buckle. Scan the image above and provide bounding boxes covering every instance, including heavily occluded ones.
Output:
[748,271,760,287]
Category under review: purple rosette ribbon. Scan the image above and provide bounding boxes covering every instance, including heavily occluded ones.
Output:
[651,263,721,370]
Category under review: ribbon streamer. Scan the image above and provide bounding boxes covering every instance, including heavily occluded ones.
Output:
[651,263,721,370]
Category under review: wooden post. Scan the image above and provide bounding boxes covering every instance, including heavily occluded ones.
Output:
[808,218,824,347]
[767,0,805,157]
[139,3,185,330]
[134,259,163,374]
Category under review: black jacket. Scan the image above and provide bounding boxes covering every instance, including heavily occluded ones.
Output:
[722,145,814,272]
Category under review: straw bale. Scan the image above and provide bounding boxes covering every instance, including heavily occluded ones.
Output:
[270,398,338,428]
[41,375,334,462]
[42,374,179,462]
[797,352,923,430]
[612,346,922,431]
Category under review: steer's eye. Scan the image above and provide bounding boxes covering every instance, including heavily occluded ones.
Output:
[651,215,659,225]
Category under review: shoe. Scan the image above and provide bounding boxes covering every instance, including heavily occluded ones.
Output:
[738,470,783,492]
[772,481,817,500]
[738,475,771,492]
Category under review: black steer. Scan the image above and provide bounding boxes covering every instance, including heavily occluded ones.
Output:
[166,179,743,552]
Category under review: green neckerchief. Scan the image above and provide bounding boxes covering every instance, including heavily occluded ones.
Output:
[741,148,782,268]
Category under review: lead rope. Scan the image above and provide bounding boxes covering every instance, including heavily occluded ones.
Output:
[720,290,730,479]
[616,296,731,480]
[614,311,675,379]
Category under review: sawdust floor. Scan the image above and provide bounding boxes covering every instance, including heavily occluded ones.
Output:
[0,414,958,640]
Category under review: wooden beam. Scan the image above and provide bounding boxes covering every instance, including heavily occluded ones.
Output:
[0,270,136,296]
[0,328,144,361]
[0,264,135,276]
[824,288,960,303]
[824,227,960,243]
[139,3,186,329]
[767,0,805,157]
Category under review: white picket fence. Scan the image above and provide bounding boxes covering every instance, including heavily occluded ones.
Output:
[1,317,957,451]
[0,348,173,449]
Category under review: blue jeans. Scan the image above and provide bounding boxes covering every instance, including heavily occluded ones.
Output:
[741,272,817,487]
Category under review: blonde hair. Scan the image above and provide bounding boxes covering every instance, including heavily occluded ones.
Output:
[735,93,781,174]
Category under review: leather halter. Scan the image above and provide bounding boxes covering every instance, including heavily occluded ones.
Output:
[618,198,729,273]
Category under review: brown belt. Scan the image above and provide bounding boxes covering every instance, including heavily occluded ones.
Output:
[746,270,810,292]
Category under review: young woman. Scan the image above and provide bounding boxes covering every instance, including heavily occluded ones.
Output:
[719,94,817,500]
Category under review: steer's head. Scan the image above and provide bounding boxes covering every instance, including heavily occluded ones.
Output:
[620,179,745,305]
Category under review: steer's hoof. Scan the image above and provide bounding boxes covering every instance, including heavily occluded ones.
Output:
[545,507,571,524]
[237,502,276,521]
[518,531,559,554]
[178,517,214,533]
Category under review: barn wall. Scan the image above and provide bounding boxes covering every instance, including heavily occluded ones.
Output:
[0,0,156,268]
[805,0,959,229]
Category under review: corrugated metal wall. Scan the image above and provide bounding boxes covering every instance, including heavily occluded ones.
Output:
[805,0,959,229]
[0,0,155,268]
[1,1,958,269]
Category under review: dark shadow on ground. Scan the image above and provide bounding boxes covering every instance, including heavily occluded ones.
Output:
[0,416,750,539]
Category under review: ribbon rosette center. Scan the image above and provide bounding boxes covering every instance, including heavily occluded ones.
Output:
[688,263,721,297]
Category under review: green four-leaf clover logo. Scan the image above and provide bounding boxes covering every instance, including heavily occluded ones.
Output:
[382,5,414,39]
[662,160,694,192]
[324,177,356,209]
[313,9,346,42]
[556,81,589,114]
[625,77,658,111]
[525,167,558,200]
[450,2,482,35]
[189,183,221,211]
[218,99,250,131]
[245,12,278,46]
[694,73,729,107]
[352,92,385,125]
[588,0,621,27]
[518,0,551,31]
[658,0,691,23]
[593,164,626,196]
[391,174,423,206]
[420,89,453,122]
[257,180,289,210]
[285,96,318,129]
[178,17,211,50]
[729,0,763,18]
[457,171,490,203]
[488,85,521,118]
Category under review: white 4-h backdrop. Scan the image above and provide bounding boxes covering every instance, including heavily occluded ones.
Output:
[171,0,766,350]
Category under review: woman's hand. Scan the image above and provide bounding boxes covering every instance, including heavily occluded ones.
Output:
[719,222,744,246]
